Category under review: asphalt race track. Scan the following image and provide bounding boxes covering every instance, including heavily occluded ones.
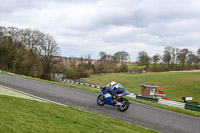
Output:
[0,74,200,133]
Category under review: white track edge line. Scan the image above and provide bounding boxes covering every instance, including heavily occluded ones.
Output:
[0,85,67,106]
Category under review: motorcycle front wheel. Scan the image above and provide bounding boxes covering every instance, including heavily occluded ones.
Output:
[117,98,129,112]
[97,94,105,106]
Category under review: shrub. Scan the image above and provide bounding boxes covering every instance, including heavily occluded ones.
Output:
[120,64,128,72]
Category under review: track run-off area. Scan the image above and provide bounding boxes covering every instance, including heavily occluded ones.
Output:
[0,74,200,133]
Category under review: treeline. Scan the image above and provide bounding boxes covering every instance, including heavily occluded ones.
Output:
[0,26,131,80]
[0,26,59,80]
[137,47,200,72]
[62,51,130,79]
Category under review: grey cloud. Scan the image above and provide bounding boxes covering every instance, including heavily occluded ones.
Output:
[0,0,96,13]
[0,0,44,13]
[1,0,200,60]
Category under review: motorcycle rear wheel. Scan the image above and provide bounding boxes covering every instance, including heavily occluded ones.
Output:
[97,94,105,106]
[117,98,129,112]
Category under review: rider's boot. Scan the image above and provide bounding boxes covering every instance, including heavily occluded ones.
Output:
[113,93,122,105]
[115,101,122,105]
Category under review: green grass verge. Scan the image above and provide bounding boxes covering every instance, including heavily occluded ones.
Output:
[0,95,158,133]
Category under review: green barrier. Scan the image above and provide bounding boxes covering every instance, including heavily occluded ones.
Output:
[136,95,159,103]
[185,103,200,112]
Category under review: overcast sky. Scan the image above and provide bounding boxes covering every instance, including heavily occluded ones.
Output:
[1,0,200,61]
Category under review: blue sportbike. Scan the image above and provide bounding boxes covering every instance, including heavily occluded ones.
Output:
[97,87,130,112]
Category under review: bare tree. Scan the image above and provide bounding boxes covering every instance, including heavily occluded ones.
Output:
[19,29,45,76]
[177,48,189,69]
[163,47,175,67]
[197,48,200,64]
[38,34,60,79]
[99,51,106,61]
[152,54,161,64]
[114,51,130,64]
[174,48,180,67]
[187,51,197,65]
[137,51,150,65]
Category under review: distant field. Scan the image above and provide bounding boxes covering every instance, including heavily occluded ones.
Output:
[117,64,145,69]
[82,72,200,103]
[0,95,158,133]
[127,64,146,69]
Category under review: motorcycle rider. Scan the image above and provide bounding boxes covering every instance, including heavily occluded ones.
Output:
[105,81,125,105]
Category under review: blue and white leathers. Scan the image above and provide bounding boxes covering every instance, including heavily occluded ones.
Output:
[97,86,131,112]
[106,83,124,95]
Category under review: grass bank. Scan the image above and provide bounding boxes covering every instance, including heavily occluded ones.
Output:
[82,72,200,103]
[0,95,158,133]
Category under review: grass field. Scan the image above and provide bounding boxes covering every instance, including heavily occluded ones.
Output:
[0,95,158,133]
[127,64,146,69]
[117,64,145,69]
[82,72,200,103]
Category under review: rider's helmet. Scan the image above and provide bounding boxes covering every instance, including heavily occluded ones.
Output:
[110,81,117,89]
[112,84,120,90]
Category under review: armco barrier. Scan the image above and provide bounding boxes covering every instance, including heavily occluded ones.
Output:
[136,95,159,103]
[158,99,185,109]
[185,104,200,112]
[127,93,137,99]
